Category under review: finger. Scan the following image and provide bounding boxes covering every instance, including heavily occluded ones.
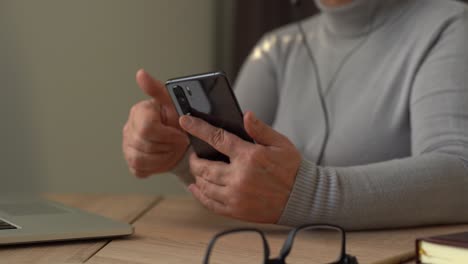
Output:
[188,184,228,216]
[189,153,228,186]
[130,99,163,126]
[129,167,154,179]
[126,132,176,154]
[131,98,181,130]
[136,69,171,105]
[179,115,252,157]
[126,147,176,171]
[135,70,181,128]
[194,175,227,205]
[131,114,188,144]
[244,111,289,147]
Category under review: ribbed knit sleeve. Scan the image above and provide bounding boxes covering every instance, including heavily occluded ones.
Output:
[279,11,468,230]
[279,154,468,230]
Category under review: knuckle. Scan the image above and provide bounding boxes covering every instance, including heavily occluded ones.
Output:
[202,198,214,211]
[129,153,146,169]
[199,183,208,194]
[124,133,136,147]
[133,136,159,153]
[137,119,164,141]
[199,178,209,193]
[210,128,226,147]
[130,101,147,117]
[130,104,139,116]
[137,141,153,153]
[195,175,203,187]
[141,99,157,109]
[137,124,154,139]
[134,140,149,153]
[188,153,198,167]
[213,172,222,184]
[198,165,210,179]
[141,103,161,121]
[190,159,219,183]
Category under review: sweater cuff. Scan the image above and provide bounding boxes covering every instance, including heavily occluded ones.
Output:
[170,148,195,186]
[278,158,320,226]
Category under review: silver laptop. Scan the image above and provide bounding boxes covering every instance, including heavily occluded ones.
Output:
[0,195,133,245]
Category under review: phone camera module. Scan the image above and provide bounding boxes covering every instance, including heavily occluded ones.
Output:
[173,86,191,114]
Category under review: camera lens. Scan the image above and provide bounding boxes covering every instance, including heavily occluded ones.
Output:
[173,86,191,114]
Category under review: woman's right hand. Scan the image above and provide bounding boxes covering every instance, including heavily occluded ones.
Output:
[123,69,190,178]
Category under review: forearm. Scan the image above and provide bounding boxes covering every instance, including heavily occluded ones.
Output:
[279,153,468,230]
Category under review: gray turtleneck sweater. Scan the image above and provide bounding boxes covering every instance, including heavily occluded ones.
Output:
[174,0,468,230]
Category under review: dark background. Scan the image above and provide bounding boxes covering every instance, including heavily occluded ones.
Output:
[231,0,468,79]
[232,0,318,78]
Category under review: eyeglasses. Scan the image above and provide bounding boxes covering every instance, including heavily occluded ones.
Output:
[203,224,358,264]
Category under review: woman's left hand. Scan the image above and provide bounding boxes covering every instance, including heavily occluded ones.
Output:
[179,111,302,223]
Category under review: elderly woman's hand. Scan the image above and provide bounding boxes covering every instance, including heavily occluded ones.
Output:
[123,70,189,178]
[179,111,302,223]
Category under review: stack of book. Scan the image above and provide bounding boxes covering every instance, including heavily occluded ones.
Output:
[417,231,468,263]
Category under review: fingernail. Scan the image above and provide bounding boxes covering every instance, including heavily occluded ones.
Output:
[180,115,193,129]
[136,69,144,79]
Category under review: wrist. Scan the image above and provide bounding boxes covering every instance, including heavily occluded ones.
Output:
[171,147,195,186]
[277,158,319,226]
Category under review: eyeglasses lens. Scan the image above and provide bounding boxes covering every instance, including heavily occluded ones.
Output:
[287,226,343,264]
[208,231,266,264]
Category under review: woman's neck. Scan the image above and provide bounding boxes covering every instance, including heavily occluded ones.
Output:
[321,0,353,7]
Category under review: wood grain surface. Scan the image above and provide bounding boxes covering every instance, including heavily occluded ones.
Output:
[86,197,468,264]
[0,194,161,264]
[2,195,468,264]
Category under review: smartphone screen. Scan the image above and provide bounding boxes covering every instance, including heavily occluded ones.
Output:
[166,72,253,162]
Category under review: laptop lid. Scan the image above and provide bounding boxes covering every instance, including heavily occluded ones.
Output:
[0,195,133,245]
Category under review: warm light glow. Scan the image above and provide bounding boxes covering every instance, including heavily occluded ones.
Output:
[249,33,308,61]
[250,35,277,61]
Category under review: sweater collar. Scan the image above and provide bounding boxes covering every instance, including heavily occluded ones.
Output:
[314,0,402,37]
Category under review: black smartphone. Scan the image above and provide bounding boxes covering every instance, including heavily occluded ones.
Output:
[166,71,253,162]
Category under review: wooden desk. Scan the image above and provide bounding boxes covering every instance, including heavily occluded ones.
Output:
[0,194,161,264]
[1,195,468,264]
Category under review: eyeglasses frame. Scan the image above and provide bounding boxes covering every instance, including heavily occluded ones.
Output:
[203,224,358,264]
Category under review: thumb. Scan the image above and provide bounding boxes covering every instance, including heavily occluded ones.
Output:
[136,69,180,128]
[136,69,171,104]
[244,111,289,147]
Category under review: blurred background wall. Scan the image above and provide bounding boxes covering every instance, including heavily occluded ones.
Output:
[0,0,315,194]
[0,0,218,194]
